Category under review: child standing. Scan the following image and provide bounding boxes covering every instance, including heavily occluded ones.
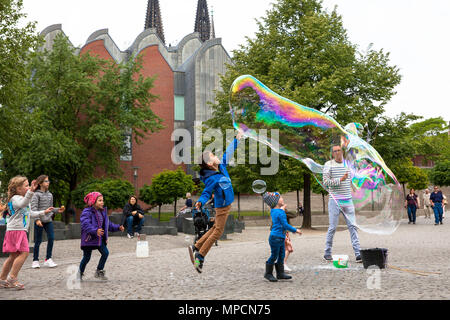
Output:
[30,175,65,269]
[263,192,302,282]
[0,176,54,289]
[78,192,124,281]
[188,130,243,273]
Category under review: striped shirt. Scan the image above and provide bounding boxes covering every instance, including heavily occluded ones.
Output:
[323,159,352,200]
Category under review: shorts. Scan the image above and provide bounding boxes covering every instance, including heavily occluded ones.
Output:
[2,230,29,253]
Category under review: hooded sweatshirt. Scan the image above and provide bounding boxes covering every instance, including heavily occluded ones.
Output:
[197,138,239,208]
[30,189,59,223]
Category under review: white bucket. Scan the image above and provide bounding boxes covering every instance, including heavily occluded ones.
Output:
[332,255,349,268]
[136,241,149,258]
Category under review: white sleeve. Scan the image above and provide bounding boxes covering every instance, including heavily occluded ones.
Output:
[12,190,35,210]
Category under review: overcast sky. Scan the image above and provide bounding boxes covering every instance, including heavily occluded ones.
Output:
[21,0,449,123]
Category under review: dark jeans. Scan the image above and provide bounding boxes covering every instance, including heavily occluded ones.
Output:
[407,205,417,223]
[266,235,285,265]
[33,221,54,261]
[433,202,443,224]
[126,216,145,235]
[79,239,109,273]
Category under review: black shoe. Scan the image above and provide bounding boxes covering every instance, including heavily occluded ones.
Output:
[264,263,277,282]
[408,222,411,224]
[435,223,439,225]
[413,222,416,224]
[275,263,292,280]
[94,269,108,281]
[194,252,204,273]
[356,255,363,263]
[323,255,333,262]
[76,271,84,281]
[440,222,443,225]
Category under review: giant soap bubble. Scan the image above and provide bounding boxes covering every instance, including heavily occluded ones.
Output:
[230,75,403,235]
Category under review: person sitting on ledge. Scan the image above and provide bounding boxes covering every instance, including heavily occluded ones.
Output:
[122,195,145,239]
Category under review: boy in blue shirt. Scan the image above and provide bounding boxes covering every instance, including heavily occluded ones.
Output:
[263,192,302,282]
[188,130,243,273]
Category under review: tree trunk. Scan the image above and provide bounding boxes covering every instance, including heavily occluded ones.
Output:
[296,189,300,214]
[174,197,177,217]
[322,193,326,215]
[302,172,312,229]
[262,196,265,217]
[238,192,241,219]
[65,173,78,224]
[158,205,161,221]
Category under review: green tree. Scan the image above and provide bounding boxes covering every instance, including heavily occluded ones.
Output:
[429,160,450,187]
[406,166,429,191]
[71,178,134,210]
[146,168,194,219]
[0,34,163,222]
[208,0,400,228]
[0,0,40,155]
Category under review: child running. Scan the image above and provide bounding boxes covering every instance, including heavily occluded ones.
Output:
[78,192,124,281]
[30,175,65,269]
[263,192,302,282]
[0,176,54,289]
[188,129,243,273]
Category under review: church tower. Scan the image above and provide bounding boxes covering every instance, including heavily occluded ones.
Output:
[145,0,165,44]
[194,0,211,42]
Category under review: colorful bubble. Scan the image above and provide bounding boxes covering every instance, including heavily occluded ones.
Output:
[230,75,403,235]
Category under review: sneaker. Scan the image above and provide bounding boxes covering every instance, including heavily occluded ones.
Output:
[408,222,411,224]
[134,232,139,237]
[284,264,292,273]
[194,253,204,273]
[31,261,40,269]
[76,271,84,281]
[435,223,439,225]
[323,255,333,262]
[94,270,108,281]
[413,222,416,224]
[44,258,57,268]
[127,233,134,239]
[356,255,363,263]
[440,222,443,225]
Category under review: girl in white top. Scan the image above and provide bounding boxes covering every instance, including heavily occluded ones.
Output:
[0,176,53,289]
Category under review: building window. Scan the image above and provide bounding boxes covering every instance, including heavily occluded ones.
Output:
[174,95,185,121]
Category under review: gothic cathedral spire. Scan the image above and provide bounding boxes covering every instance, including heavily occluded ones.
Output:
[194,0,211,42]
[145,0,165,44]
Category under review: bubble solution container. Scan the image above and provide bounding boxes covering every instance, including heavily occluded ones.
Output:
[332,255,349,268]
[360,248,388,269]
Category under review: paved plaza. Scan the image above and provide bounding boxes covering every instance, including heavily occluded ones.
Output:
[0,216,449,300]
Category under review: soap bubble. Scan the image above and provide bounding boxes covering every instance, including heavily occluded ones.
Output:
[252,180,267,194]
[230,75,403,235]
[219,176,232,190]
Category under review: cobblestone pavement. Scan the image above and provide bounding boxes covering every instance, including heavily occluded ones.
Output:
[1,217,449,300]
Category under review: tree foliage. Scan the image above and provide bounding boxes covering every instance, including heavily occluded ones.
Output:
[429,160,450,187]
[0,0,40,153]
[71,178,135,210]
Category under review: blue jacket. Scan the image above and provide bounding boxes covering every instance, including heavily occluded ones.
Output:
[197,138,239,208]
[270,209,297,239]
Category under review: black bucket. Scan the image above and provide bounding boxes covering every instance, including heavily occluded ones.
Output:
[360,248,388,269]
